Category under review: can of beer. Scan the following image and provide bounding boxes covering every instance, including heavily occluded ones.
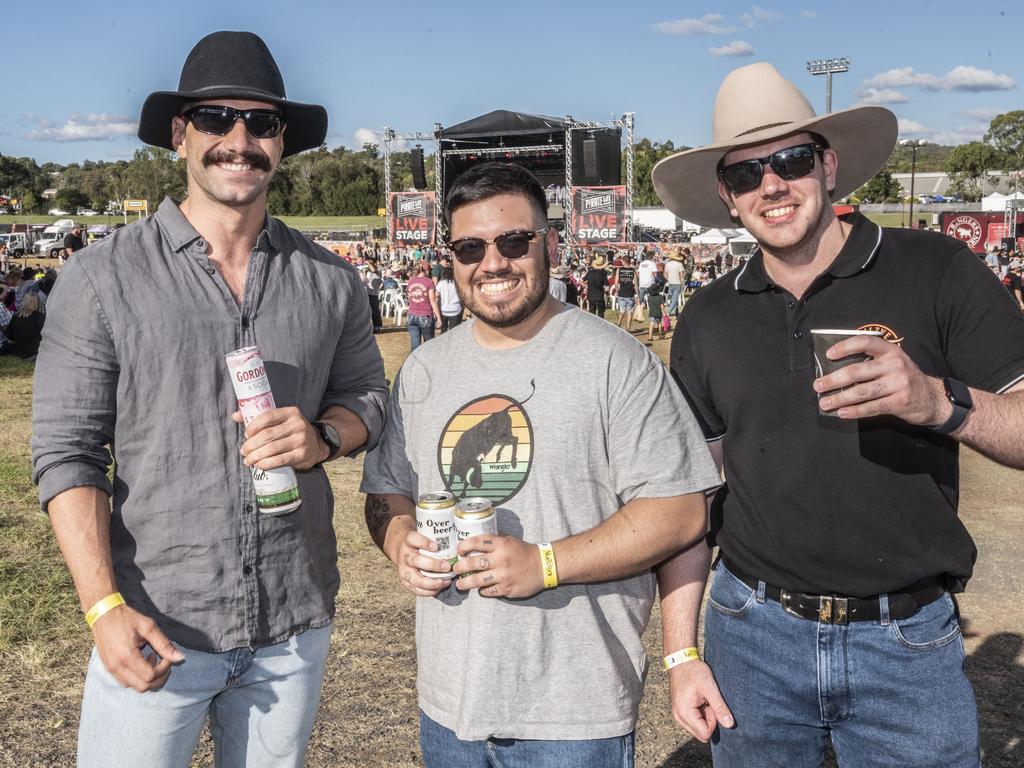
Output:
[226,346,301,516]
[454,498,498,557]
[416,491,459,578]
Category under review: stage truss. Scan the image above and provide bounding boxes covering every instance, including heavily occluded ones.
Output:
[1004,198,1022,243]
[382,112,636,245]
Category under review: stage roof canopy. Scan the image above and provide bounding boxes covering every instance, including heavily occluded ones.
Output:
[439,110,567,139]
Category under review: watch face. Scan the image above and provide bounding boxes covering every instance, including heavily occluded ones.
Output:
[321,422,341,450]
[944,378,973,408]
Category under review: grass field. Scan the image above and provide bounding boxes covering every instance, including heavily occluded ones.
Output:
[2,312,1022,767]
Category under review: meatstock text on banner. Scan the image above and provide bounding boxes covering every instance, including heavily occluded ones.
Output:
[572,186,626,244]
[390,192,436,245]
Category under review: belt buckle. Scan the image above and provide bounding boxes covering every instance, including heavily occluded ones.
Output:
[818,596,833,624]
[816,596,849,624]
[780,590,805,620]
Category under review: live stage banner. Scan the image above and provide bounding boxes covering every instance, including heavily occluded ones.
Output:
[390,192,436,245]
[572,186,626,244]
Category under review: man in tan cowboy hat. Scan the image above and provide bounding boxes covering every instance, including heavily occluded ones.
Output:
[652,62,1024,767]
[33,30,387,766]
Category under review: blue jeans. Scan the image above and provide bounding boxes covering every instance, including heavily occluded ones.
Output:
[408,314,435,350]
[665,283,683,315]
[705,563,980,768]
[78,623,332,768]
[419,711,634,768]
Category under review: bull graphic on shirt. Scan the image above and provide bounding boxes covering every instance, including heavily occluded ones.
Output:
[437,382,535,504]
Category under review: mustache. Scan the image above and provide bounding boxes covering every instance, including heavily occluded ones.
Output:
[202,149,272,172]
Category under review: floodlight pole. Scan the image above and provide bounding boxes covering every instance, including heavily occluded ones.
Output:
[900,139,925,228]
[806,57,850,114]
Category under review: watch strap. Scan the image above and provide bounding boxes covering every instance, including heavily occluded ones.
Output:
[933,378,971,435]
[314,421,342,461]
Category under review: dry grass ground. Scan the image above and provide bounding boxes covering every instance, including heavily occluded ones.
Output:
[1,311,1021,767]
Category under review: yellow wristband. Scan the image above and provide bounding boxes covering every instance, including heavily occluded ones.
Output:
[538,542,559,589]
[84,592,125,629]
[663,647,700,670]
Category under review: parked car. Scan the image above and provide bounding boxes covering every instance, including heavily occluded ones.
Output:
[77,208,99,216]
[48,208,69,216]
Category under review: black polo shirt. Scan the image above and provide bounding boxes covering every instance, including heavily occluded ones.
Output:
[672,213,1024,597]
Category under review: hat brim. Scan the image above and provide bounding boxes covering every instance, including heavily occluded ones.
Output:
[652,106,897,229]
[138,88,328,158]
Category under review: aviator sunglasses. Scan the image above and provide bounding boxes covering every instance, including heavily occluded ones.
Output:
[448,227,549,265]
[181,105,285,139]
[718,143,826,195]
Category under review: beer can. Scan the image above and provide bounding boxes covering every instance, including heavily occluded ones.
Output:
[226,346,301,516]
[454,498,498,557]
[416,491,458,578]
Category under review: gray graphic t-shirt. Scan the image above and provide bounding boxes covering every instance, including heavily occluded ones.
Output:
[361,306,720,741]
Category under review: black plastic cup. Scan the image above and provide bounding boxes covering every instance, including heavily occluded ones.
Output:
[811,329,885,416]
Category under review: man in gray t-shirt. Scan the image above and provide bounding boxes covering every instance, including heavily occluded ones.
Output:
[361,163,719,766]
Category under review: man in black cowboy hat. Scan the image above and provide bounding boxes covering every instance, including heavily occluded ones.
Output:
[652,62,1024,766]
[32,31,386,766]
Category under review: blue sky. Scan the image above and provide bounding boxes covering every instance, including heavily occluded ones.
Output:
[4,0,1021,165]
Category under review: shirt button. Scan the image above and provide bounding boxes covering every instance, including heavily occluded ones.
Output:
[787,301,796,309]
[793,331,804,340]
[243,565,253,576]
[196,238,205,248]
[241,317,249,329]
[205,266,216,275]
[244,503,253,513]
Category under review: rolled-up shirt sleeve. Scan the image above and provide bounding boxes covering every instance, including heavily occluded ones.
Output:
[318,267,388,455]
[31,259,118,511]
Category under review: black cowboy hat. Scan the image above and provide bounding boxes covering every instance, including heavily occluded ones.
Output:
[137,31,328,158]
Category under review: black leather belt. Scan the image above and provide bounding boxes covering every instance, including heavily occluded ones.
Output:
[722,559,946,625]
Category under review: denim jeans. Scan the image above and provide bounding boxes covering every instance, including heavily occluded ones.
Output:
[419,711,634,768]
[704,563,980,768]
[665,283,683,315]
[408,314,435,350]
[78,623,332,768]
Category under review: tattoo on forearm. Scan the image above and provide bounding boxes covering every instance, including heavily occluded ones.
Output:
[365,495,394,548]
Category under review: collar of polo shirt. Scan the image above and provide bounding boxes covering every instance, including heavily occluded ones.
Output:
[733,214,884,293]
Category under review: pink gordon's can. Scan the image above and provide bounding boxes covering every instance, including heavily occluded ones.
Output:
[225,346,301,516]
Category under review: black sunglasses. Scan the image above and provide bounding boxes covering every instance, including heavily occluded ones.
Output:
[718,143,825,194]
[448,227,549,264]
[182,105,284,139]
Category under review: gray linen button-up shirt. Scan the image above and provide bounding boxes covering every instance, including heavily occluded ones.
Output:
[31,198,387,652]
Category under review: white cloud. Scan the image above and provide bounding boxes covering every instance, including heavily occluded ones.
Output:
[961,106,1003,121]
[353,127,408,150]
[24,113,138,142]
[928,126,987,145]
[801,9,818,17]
[710,40,755,57]
[741,6,781,26]
[654,14,735,35]
[864,66,1015,93]
[942,65,1015,92]
[354,127,381,146]
[854,88,908,105]
[897,118,929,135]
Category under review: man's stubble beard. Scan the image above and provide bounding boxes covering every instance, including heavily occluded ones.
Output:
[456,257,550,329]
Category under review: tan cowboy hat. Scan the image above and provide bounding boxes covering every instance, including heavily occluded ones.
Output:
[590,255,607,268]
[667,248,686,261]
[652,62,897,229]
[549,265,570,278]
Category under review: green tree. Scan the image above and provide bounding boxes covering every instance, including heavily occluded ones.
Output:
[984,111,1024,172]
[855,169,903,203]
[945,142,1000,201]
[55,187,90,212]
[19,190,39,213]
